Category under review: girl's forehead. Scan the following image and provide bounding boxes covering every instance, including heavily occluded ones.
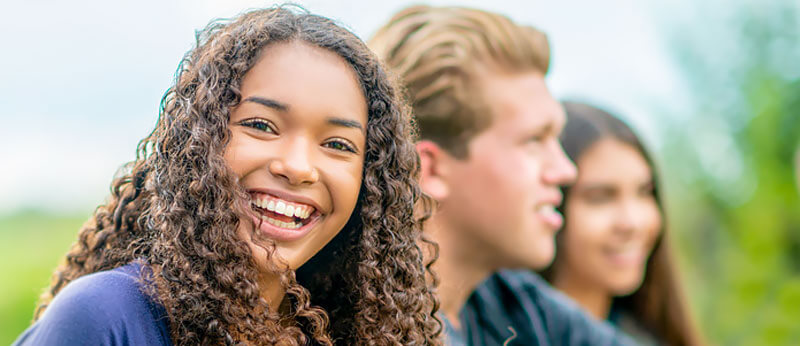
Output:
[239,43,367,115]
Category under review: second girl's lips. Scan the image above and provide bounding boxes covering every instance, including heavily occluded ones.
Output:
[603,245,646,267]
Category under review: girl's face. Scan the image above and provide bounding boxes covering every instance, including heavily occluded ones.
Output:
[224,41,367,272]
[559,138,661,295]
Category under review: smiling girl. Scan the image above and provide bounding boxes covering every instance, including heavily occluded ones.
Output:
[16,6,440,345]
[541,101,700,345]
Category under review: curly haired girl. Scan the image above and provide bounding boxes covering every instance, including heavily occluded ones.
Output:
[15,5,440,345]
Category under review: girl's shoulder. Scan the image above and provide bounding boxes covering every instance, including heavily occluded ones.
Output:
[13,262,172,346]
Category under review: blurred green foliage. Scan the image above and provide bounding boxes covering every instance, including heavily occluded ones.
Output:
[0,211,86,345]
[656,0,800,344]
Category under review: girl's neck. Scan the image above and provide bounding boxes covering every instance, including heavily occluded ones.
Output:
[552,270,612,320]
[258,271,287,313]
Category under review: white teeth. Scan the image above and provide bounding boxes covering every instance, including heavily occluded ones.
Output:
[262,216,276,226]
[251,195,316,220]
[276,201,286,214]
[260,213,305,230]
[538,205,555,214]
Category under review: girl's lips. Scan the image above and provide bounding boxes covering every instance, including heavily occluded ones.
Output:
[248,188,324,215]
[604,247,645,267]
[250,211,321,242]
[245,188,326,242]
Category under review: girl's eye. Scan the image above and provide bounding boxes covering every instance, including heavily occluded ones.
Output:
[240,118,276,133]
[639,185,656,198]
[586,194,611,204]
[583,189,614,204]
[324,139,357,153]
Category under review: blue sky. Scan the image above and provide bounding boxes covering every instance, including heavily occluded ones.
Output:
[0,0,691,213]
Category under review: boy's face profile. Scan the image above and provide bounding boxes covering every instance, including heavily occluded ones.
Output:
[423,70,576,270]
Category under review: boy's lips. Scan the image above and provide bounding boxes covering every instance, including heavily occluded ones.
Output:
[536,193,563,230]
[536,204,563,230]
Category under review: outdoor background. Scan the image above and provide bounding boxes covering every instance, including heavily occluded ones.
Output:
[1,0,798,344]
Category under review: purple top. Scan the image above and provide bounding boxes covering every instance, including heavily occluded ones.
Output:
[14,262,172,346]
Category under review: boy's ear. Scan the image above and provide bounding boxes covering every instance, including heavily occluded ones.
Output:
[416,140,451,201]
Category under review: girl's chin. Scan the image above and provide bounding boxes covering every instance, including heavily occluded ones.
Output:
[606,273,646,296]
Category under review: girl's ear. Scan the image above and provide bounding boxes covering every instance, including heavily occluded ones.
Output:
[416,140,451,201]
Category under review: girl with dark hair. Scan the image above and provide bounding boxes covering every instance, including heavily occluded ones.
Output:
[15,6,440,345]
[540,101,700,345]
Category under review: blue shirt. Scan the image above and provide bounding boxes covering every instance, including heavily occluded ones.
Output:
[14,262,172,346]
[444,270,636,346]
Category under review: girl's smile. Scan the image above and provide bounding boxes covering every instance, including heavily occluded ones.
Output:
[248,189,323,242]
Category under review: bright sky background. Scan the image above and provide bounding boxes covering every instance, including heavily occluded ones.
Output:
[0,0,692,214]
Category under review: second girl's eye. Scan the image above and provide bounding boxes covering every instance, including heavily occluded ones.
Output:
[583,188,615,204]
[240,118,276,134]
[638,183,656,198]
[324,139,357,153]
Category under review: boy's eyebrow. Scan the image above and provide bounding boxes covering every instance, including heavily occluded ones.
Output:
[328,117,365,133]
[242,96,288,111]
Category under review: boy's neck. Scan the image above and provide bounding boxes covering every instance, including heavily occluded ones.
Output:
[426,215,496,330]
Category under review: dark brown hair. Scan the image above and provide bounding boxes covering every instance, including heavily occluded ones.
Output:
[33,5,441,345]
[541,101,700,346]
[369,5,550,158]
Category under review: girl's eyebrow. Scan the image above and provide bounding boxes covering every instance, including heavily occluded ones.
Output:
[244,95,364,133]
[328,117,364,133]
[243,96,288,111]
[575,183,614,192]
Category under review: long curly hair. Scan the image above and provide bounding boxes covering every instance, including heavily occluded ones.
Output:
[33,5,441,345]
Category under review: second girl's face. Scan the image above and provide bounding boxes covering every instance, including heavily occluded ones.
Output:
[560,138,661,295]
[223,41,367,271]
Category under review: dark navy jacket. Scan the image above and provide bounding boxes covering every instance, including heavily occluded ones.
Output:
[445,270,636,346]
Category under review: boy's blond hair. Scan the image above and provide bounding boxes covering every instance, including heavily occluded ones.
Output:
[370,5,551,157]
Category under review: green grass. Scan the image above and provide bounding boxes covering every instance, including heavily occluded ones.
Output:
[0,210,88,345]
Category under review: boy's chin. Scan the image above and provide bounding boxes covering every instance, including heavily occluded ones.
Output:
[520,244,556,270]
